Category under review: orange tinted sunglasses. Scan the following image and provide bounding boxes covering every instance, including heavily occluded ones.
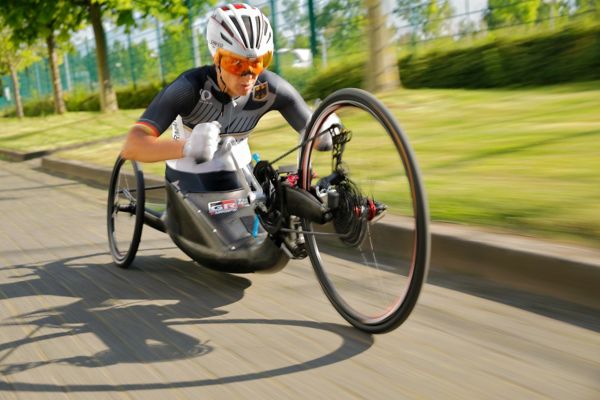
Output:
[215,48,272,76]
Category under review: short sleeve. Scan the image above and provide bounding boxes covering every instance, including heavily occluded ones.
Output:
[138,76,197,136]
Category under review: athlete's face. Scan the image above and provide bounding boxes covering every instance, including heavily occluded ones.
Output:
[218,67,258,97]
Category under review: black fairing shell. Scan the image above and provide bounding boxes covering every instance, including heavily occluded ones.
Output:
[164,181,288,273]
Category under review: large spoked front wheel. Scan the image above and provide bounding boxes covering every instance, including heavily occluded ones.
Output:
[107,156,145,268]
[299,88,430,333]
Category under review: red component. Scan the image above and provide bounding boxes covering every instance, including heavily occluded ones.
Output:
[354,206,362,217]
[367,199,377,221]
[222,4,247,10]
[286,174,299,187]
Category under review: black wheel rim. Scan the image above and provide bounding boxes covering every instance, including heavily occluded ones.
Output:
[107,157,144,267]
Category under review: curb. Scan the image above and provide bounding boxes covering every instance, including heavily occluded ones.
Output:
[40,156,600,310]
[0,148,49,161]
[0,135,127,163]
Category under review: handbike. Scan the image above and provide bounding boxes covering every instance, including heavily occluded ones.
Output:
[107,88,430,333]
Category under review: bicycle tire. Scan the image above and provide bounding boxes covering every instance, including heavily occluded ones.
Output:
[299,88,430,333]
[107,156,145,268]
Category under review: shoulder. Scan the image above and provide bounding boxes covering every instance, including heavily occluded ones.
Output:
[254,70,304,108]
[257,70,298,94]
[164,66,212,95]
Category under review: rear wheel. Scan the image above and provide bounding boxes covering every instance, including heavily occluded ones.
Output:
[299,88,430,333]
[107,156,145,268]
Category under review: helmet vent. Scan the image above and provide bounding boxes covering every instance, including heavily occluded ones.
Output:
[220,33,233,46]
[255,16,262,47]
[218,19,235,41]
[229,16,249,49]
[242,15,254,50]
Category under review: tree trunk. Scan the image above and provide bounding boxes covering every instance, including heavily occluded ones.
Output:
[46,34,66,114]
[8,64,24,119]
[90,1,118,112]
[365,0,400,92]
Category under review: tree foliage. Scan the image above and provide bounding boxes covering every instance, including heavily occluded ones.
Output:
[576,0,600,13]
[485,0,543,29]
[537,0,571,23]
[280,0,310,48]
[95,0,190,31]
[0,0,86,45]
[422,0,453,38]
[394,0,454,40]
[317,0,366,54]
[108,39,160,88]
[0,26,39,76]
[0,22,40,118]
[160,25,196,81]
[0,0,86,114]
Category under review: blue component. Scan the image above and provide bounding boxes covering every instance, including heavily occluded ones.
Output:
[252,215,260,238]
[252,153,261,164]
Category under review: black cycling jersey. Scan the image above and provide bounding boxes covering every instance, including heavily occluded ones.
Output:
[138,65,312,138]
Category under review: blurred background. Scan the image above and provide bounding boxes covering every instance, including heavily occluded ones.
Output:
[1,0,599,111]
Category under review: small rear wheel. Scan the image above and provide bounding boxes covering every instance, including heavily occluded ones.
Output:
[299,88,430,333]
[107,156,145,268]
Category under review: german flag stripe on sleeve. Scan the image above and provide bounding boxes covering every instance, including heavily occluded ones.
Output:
[133,121,160,137]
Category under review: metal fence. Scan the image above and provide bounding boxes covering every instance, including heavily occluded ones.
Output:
[1,0,597,111]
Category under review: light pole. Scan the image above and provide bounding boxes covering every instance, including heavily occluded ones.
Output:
[269,0,280,74]
[308,0,318,66]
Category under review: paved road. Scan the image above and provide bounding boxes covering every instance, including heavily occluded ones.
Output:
[0,160,598,400]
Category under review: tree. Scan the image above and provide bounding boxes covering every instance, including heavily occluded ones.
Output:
[576,0,600,10]
[365,0,399,92]
[109,40,132,87]
[316,0,366,55]
[129,40,161,87]
[536,0,571,28]
[0,0,86,115]
[575,0,600,18]
[0,23,40,119]
[4,0,200,113]
[422,1,453,39]
[78,0,199,112]
[485,0,543,30]
[280,0,310,48]
[160,24,196,82]
[394,0,454,42]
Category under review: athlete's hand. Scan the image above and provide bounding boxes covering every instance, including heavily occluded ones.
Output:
[183,122,221,163]
[315,113,341,152]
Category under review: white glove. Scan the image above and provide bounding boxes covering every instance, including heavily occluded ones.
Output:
[315,113,341,151]
[183,122,221,163]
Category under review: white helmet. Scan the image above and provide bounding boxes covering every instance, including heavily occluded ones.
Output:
[207,3,274,60]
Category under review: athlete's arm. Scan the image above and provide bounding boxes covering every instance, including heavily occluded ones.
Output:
[121,127,185,162]
[269,73,312,133]
[269,72,333,150]
[121,76,196,162]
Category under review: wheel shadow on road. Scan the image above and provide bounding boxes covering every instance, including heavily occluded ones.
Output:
[0,252,373,392]
[427,269,600,332]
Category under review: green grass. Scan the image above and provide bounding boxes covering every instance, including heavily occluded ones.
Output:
[21,82,600,246]
[0,110,141,152]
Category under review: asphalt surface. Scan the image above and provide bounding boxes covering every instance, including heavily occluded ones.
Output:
[0,159,598,399]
